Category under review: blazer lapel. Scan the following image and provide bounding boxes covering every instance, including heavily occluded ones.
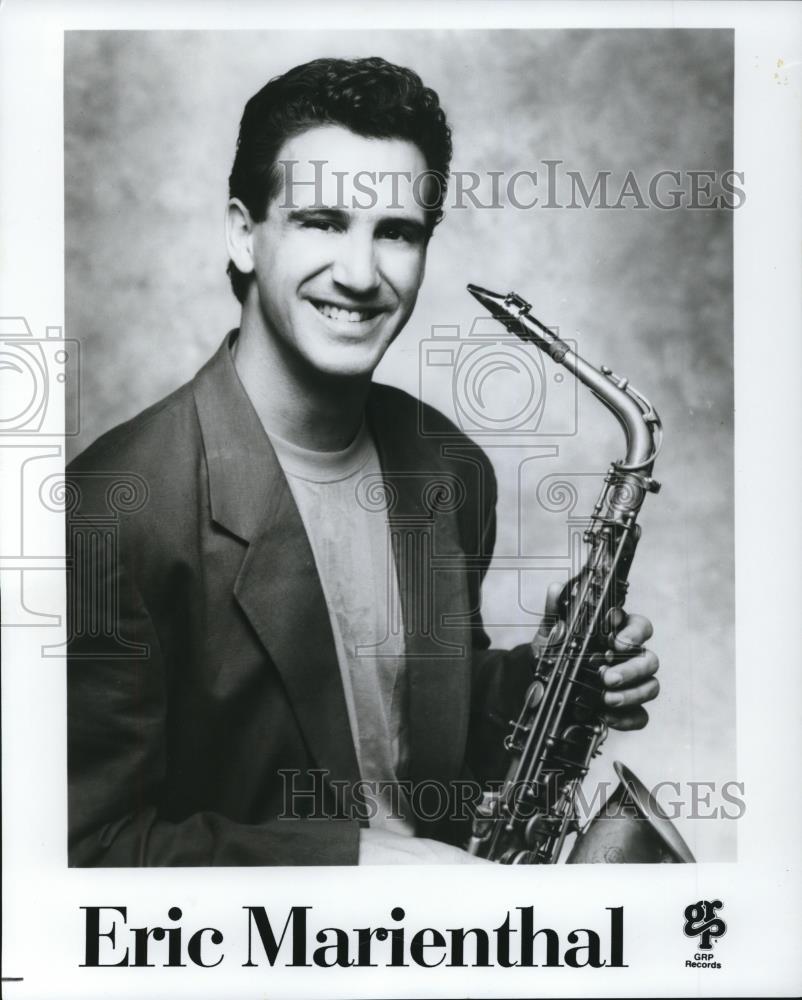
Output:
[192,334,361,793]
[367,387,472,788]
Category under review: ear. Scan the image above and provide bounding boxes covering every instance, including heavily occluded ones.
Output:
[225,198,255,275]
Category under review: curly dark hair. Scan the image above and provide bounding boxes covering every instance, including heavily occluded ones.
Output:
[227,56,453,303]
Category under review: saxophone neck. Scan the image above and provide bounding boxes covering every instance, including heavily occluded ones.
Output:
[467,284,663,475]
[584,360,663,478]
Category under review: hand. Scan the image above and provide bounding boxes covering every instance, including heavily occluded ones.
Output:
[535,582,660,732]
[358,827,492,865]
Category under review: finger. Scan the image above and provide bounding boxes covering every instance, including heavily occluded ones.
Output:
[537,581,565,638]
[603,706,649,731]
[601,649,659,688]
[603,675,660,709]
[609,612,654,652]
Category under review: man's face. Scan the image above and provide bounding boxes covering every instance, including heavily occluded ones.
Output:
[243,125,430,381]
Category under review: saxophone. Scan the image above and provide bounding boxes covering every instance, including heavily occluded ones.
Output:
[465,284,694,864]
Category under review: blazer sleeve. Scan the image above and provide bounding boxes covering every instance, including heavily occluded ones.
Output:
[67,541,361,867]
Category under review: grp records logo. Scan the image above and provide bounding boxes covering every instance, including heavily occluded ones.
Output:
[0,317,80,435]
[683,899,726,970]
[419,316,578,439]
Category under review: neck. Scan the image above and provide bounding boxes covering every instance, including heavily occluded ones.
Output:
[233,304,371,452]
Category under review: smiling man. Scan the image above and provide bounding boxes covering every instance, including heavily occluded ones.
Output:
[66,57,660,866]
[226,122,431,448]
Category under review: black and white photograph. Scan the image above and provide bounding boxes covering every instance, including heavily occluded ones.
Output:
[62,27,735,867]
[1,2,800,997]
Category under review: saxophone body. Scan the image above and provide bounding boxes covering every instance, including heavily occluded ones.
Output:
[465,285,694,865]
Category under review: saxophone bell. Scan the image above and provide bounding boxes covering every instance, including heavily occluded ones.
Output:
[566,761,695,864]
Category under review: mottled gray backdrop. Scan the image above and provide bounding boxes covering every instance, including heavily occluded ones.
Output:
[65,30,735,859]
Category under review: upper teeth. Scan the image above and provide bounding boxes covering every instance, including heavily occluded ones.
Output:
[315,302,372,323]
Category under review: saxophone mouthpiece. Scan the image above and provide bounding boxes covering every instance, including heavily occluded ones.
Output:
[467,284,532,322]
[468,283,569,360]
[468,284,512,318]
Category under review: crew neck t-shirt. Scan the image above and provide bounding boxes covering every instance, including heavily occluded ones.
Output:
[268,423,414,836]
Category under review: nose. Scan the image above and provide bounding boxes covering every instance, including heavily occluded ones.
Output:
[330,229,381,296]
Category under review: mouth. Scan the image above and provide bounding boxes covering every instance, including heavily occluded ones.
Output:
[308,298,386,326]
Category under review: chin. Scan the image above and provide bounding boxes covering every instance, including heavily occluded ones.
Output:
[304,338,391,382]
[316,356,382,381]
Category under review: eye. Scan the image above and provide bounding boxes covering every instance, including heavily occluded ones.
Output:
[302,218,340,233]
[377,222,425,245]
